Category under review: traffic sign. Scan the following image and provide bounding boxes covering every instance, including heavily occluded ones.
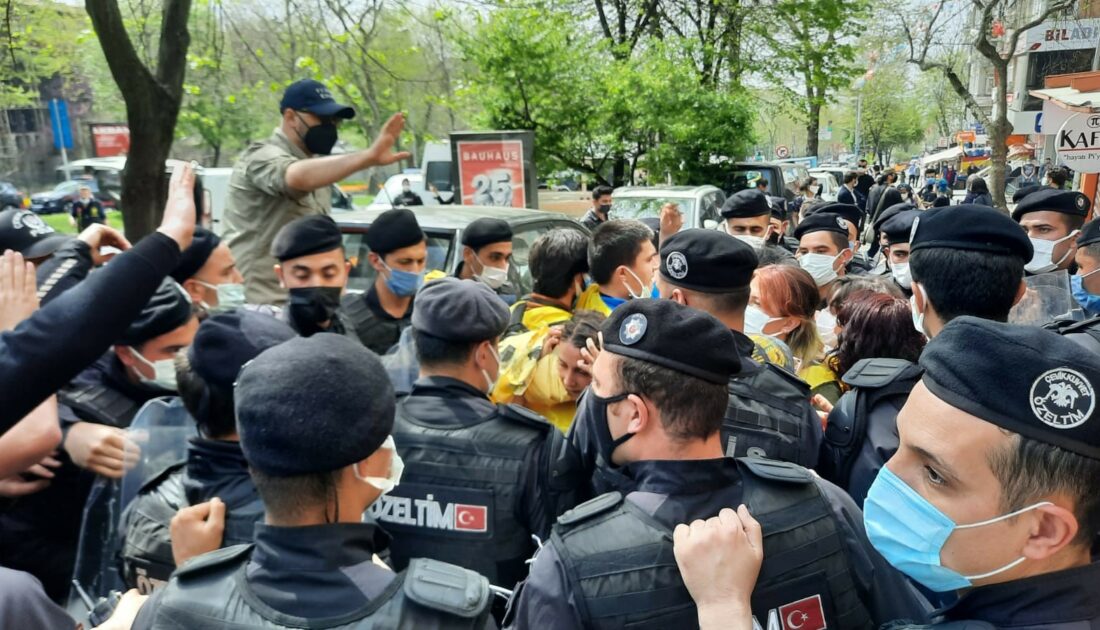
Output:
[48,99,73,150]
[1056,113,1100,173]
[776,145,790,158]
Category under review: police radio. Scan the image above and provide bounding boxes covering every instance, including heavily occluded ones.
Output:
[72,579,121,627]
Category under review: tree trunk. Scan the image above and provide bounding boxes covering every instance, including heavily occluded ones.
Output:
[806,101,821,158]
[612,155,628,187]
[988,62,1010,210]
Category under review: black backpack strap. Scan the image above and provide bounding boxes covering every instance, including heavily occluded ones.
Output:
[505,300,529,336]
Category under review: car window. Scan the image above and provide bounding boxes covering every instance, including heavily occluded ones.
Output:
[611,197,696,223]
[508,220,588,296]
[342,229,454,294]
[699,192,721,224]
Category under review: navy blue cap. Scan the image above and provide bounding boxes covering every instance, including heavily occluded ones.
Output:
[909,204,1033,261]
[1077,218,1100,248]
[236,334,394,476]
[660,229,758,293]
[881,210,921,245]
[1012,188,1090,222]
[601,299,740,385]
[804,202,862,230]
[721,189,771,219]
[271,215,343,262]
[118,278,195,346]
[922,317,1100,460]
[280,79,355,119]
[171,227,221,282]
[412,278,509,342]
[793,212,849,240]
[188,310,295,389]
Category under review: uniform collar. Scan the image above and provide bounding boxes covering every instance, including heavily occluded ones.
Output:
[730,329,763,375]
[183,438,254,505]
[364,285,413,321]
[942,560,1100,626]
[409,375,490,401]
[622,457,740,496]
[251,522,387,572]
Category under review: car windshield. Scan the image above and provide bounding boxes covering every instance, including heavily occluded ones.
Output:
[611,196,696,222]
[342,230,454,293]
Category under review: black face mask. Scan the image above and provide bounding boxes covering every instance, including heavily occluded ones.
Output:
[296,115,338,155]
[598,203,612,215]
[589,390,636,466]
[287,286,342,336]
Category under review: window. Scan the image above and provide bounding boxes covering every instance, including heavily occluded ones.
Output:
[611,196,697,226]
[1024,49,1094,110]
[342,229,454,294]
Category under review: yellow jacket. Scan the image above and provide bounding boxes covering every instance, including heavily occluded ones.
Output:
[492,327,577,433]
[574,284,613,316]
[508,299,573,336]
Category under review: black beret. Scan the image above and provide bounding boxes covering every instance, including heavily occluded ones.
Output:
[1077,218,1100,248]
[921,317,1100,460]
[659,229,757,293]
[171,227,221,282]
[1011,188,1090,222]
[807,202,862,230]
[721,189,771,219]
[365,208,425,255]
[1012,184,1041,203]
[909,205,1032,262]
[793,212,850,240]
[236,334,395,476]
[271,215,343,262]
[117,278,195,346]
[412,277,509,342]
[873,202,916,233]
[461,218,512,250]
[601,299,740,384]
[188,310,295,389]
[881,210,921,245]
[767,196,789,221]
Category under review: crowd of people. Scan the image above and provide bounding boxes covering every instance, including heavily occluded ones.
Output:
[0,79,1098,630]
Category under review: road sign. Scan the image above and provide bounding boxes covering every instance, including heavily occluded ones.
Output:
[1056,113,1100,173]
[48,99,73,150]
[776,145,790,158]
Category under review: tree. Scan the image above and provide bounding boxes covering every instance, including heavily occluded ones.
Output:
[752,0,867,158]
[858,70,925,165]
[86,0,192,240]
[902,0,1076,208]
[0,1,88,109]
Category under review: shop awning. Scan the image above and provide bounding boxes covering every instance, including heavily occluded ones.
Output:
[921,146,962,167]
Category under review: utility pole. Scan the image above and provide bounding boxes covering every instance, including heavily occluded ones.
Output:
[853,92,863,160]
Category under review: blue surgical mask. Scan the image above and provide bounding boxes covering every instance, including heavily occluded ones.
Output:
[1071,270,1100,316]
[382,261,425,297]
[864,466,1050,592]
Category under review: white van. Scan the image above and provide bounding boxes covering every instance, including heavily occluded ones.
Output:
[421,141,453,203]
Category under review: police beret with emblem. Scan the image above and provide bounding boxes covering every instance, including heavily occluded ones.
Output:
[1077,218,1100,248]
[1012,184,1041,203]
[0,208,70,259]
[189,310,296,389]
[909,204,1032,261]
[872,203,916,234]
[461,218,513,250]
[364,208,425,256]
[601,299,741,385]
[803,202,862,230]
[792,212,850,240]
[236,333,394,476]
[721,189,771,219]
[270,215,343,262]
[1011,188,1091,222]
[659,229,757,293]
[412,277,509,343]
[171,227,221,282]
[921,317,1100,460]
[881,210,921,245]
[117,278,195,346]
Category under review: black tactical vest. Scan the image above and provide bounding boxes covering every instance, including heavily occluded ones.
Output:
[145,547,491,629]
[1045,315,1100,355]
[550,458,873,630]
[59,382,141,428]
[375,402,551,588]
[723,362,822,468]
[119,462,265,594]
[342,292,408,353]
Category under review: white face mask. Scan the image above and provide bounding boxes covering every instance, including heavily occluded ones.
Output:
[733,234,767,250]
[815,309,838,349]
[481,346,501,395]
[1025,232,1077,274]
[471,253,510,290]
[623,267,648,300]
[799,252,842,286]
[129,347,178,391]
[891,262,912,289]
[195,280,246,314]
[910,283,927,336]
[354,435,404,494]
[744,305,783,336]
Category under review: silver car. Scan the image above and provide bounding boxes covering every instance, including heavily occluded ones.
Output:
[610,185,726,230]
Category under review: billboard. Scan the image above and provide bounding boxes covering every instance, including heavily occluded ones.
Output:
[451,131,537,209]
[90,124,131,157]
[1020,18,1100,53]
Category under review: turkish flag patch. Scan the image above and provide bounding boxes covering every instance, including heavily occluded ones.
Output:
[454,504,488,532]
[779,595,827,630]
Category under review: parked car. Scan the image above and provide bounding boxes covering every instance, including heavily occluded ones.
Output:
[610,185,726,230]
[366,173,435,210]
[808,170,840,202]
[30,179,118,215]
[716,162,808,203]
[336,205,588,295]
[0,182,28,210]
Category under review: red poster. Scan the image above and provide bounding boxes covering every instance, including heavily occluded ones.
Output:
[90,124,131,157]
[456,139,526,208]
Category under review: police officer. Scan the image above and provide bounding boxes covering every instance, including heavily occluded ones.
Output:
[804,202,872,274]
[342,208,428,353]
[863,318,1100,629]
[878,209,920,297]
[720,189,773,245]
[794,212,854,304]
[130,333,494,629]
[506,299,928,629]
[378,278,582,591]
[820,205,1033,508]
[1047,218,1100,353]
[1012,188,1090,275]
[270,214,358,337]
[222,79,408,305]
[767,195,799,254]
[0,278,198,601]
[170,227,246,318]
[867,202,914,273]
[427,218,516,300]
[118,310,296,594]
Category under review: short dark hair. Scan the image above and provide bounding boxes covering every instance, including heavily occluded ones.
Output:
[826,231,849,253]
[251,468,341,521]
[843,171,859,185]
[563,310,605,349]
[989,433,1100,547]
[592,185,614,200]
[910,247,1023,323]
[1049,168,1069,187]
[1065,213,1086,231]
[588,220,653,285]
[414,329,476,367]
[530,229,589,298]
[614,355,728,441]
[1081,243,1100,260]
[757,243,796,266]
[681,286,751,318]
[174,351,235,439]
